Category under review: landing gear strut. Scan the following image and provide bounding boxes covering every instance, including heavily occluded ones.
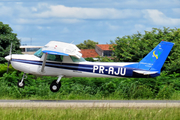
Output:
[17,73,27,88]
[50,75,63,92]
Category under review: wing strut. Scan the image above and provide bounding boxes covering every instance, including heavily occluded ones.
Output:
[41,53,48,72]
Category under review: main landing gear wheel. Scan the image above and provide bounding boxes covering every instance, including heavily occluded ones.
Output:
[50,75,63,92]
[17,80,25,88]
[50,80,61,92]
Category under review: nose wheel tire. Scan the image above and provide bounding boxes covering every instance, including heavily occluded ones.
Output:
[50,80,61,92]
[17,80,25,88]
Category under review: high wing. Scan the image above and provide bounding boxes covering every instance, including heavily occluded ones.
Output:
[40,41,82,72]
[42,41,82,59]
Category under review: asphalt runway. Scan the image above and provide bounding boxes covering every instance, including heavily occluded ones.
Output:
[0,100,180,108]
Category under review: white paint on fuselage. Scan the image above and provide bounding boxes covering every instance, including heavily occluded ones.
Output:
[10,54,137,77]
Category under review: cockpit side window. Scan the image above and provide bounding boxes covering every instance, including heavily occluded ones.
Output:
[34,48,63,62]
[47,54,63,62]
[34,48,43,58]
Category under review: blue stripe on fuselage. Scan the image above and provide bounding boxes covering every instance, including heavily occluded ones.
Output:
[12,59,155,78]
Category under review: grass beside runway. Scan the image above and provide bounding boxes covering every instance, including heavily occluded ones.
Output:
[0,108,179,120]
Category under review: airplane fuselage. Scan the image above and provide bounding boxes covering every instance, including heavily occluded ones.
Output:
[9,54,157,78]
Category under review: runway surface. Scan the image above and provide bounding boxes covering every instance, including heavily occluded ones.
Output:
[0,100,180,108]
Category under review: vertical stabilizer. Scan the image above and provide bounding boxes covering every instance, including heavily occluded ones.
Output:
[138,41,174,73]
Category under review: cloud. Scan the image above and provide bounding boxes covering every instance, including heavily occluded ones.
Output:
[113,0,180,9]
[14,18,84,24]
[134,24,145,30]
[172,8,180,15]
[12,4,143,24]
[143,9,180,26]
[18,37,32,43]
[34,5,141,19]
[37,26,43,29]
[11,25,24,32]
[134,24,152,32]
[0,2,33,18]
[36,26,51,30]
[61,27,69,33]
[58,19,84,23]
[31,7,38,12]
[105,22,120,30]
[18,37,41,46]
[0,5,13,17]
[15,18,54,24]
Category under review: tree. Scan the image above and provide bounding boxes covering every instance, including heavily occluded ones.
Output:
[0,22,21,63]
[112,27,180,74]
[76,39,98,49]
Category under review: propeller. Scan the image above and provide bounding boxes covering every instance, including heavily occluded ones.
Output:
[7,43,12,74]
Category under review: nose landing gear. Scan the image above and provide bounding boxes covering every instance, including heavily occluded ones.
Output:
[17,73,27,88]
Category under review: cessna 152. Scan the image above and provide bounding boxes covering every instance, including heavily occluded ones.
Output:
[5,41,174,92]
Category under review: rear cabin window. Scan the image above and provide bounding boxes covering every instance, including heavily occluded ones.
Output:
[47,54,63,62]
[70,56,86,62]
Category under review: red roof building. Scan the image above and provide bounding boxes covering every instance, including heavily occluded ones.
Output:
[80,49,99,58]
[80,44,114,58]
[95,44,113,57]
[96,44,113,50]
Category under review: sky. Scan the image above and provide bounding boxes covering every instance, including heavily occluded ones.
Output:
[0,0,180,46]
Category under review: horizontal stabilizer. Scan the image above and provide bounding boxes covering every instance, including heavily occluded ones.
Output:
[133,70,158,75]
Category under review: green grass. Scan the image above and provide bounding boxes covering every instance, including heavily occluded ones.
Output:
[0,108,179,120]
[0,91,180,100]
[1,91,180,100]
[0,92,180,100]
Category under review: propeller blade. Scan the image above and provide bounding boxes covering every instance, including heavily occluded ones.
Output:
[6,43,12,74]
[7,61,10,74]
[9,43,12,60]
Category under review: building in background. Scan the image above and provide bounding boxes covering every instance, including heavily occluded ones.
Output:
[80,44,113,60]
[20,44,113,58]
[95,44,113,57]
[80,49,99,58]
[20,46,42,55]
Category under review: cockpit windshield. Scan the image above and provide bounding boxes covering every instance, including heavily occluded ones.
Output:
[34,48,43,58]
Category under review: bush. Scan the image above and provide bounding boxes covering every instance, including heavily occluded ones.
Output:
[156,84,175,99]
[0,67,179,100]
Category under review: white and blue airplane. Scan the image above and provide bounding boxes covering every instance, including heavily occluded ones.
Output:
[5,41,174,92]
